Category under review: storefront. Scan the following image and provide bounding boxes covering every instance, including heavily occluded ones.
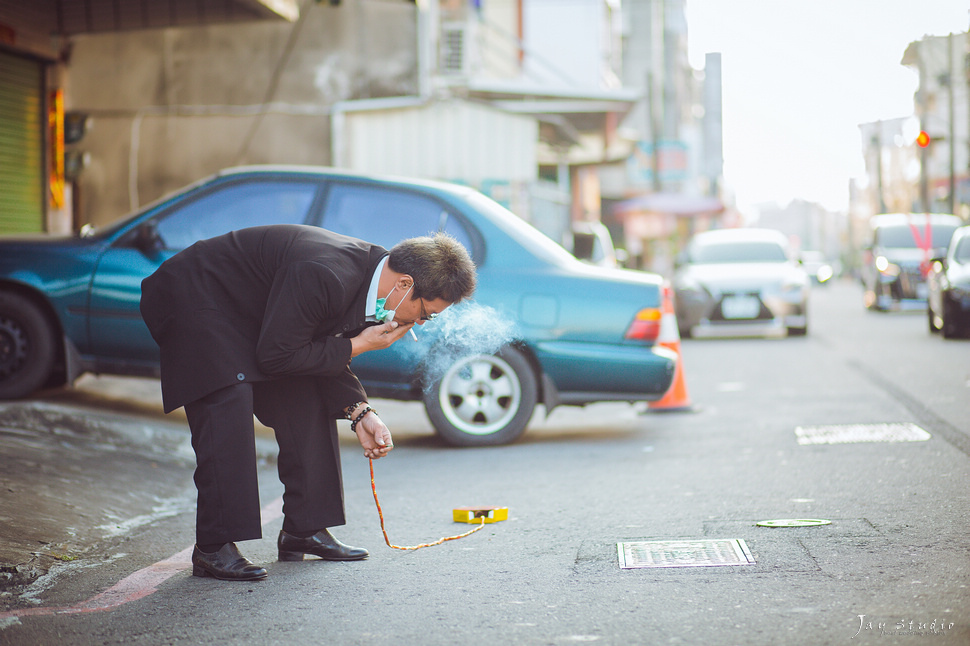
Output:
[0,48,48,234]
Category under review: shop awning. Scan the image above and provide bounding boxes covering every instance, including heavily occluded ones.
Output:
[613,193,725,217]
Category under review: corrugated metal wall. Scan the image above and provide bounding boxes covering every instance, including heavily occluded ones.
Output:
[344,100,537,185]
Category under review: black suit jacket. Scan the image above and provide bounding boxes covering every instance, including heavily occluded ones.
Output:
[140,225,388,414]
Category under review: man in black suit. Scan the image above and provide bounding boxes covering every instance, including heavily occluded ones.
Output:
[140,225,476,581]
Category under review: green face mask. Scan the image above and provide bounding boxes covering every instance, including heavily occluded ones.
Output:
[375,284,413,323]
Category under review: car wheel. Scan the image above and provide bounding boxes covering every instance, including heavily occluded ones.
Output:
[423,346,537,447]
[0,292,58,399]
[787,325,807,337]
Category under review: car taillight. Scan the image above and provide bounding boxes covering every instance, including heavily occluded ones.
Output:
[624,308,662,341]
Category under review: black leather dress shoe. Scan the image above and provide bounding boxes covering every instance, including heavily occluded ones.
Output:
[192,543,268,581]
[278,529,369,561]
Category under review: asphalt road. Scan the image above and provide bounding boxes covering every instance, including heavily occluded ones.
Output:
[1,278,968,645]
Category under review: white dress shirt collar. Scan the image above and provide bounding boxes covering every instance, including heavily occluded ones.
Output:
[365,256,389,319]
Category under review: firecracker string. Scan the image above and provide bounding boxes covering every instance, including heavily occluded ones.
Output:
[369,458,485,550]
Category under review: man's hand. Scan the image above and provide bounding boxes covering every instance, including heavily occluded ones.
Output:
[356,411,394,459]
[350,321,414,357]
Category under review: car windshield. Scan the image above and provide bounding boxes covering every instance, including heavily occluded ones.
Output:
[690,241,788,264]
[955,236,970,263]
[877,224,958,248]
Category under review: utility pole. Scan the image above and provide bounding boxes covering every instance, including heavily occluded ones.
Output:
[917,43,930,212]
[872,125,887,213]
[647,70,662,193]
[948,32,956,215]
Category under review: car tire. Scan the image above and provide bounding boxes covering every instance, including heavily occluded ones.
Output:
[423,346,537,447]
[941,300,960,339]
[0,292,58,399]
[870,284,888,311]
[787,325,807,337]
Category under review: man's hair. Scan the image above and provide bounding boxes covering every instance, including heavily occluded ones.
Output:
[388,232,477,304]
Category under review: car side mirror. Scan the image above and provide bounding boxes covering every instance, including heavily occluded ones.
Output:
[134,221,163,255]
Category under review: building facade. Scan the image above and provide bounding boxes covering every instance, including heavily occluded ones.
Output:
[1,0,724,272]
[0,0,297,234]
[852,29,969,273]
[902,31,970,217]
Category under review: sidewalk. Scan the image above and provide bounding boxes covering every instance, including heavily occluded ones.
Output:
[0,376,278,606]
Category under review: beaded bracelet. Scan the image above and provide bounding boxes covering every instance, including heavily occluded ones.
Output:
[350,406,376,433]
[344,401,366,420]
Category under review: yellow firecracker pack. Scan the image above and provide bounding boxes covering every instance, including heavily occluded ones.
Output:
[452,506,508,524]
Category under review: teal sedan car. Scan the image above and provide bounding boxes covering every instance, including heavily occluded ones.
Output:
[0,167,675,446]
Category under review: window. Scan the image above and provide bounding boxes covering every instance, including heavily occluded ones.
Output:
[691,241,788,264]
[876,224,958,249]
[154,180,319,250]
[321,183,473,252]
[954,236,970,264]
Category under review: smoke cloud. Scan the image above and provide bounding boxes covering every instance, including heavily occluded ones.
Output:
[401,301,518,393]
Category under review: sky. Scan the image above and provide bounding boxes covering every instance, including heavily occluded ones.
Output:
[684,0,969,215]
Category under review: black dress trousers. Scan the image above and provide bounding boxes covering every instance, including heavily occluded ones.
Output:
[253,376,345,536]
[183,377,345,546]
[183,383,262,546]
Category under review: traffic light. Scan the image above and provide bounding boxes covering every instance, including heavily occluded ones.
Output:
[916,130,931,148]
[63,111,91,182]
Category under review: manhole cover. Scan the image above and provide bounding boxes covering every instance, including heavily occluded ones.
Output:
[756,519,832,527]
[795,423,930,445]
[617,539,755,569]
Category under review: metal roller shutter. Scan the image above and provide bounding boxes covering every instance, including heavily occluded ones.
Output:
[0,50,44,234]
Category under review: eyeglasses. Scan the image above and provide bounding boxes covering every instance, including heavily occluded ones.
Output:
[419,299,438,321]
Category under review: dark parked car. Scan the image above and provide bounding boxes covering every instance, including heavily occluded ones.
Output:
[928,225,970,338]
[0,166,675,446]
[671,227,810,338]
[861,213,962,311]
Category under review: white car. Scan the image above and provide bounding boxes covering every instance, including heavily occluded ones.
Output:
[672,228,810,338]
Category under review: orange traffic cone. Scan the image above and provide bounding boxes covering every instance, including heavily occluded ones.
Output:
[648,284,694,413]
